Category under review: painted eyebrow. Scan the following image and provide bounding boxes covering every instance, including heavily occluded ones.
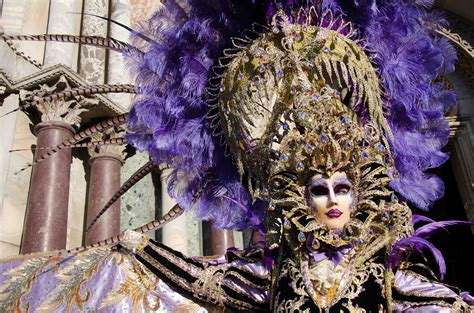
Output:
[308,178,327,186]
[334,177,351,185]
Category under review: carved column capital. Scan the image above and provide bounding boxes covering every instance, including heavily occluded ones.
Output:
[87,126,126,161]
[19,75,99,127]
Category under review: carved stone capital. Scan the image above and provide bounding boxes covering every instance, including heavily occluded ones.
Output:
[87,126,126,161]
[18,75,98,127]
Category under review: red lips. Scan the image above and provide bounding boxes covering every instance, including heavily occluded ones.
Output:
[326,209,342,218]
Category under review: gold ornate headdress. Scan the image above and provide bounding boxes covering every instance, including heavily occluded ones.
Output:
[210,10,393,196]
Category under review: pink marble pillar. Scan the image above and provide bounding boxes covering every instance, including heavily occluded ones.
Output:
[211,223,235,255]
[85,153,122,245]
[20,122,74,253]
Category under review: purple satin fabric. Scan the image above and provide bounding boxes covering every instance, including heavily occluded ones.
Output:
[392,270,472,312]
[0,249,205,312]
[394,270,458,298]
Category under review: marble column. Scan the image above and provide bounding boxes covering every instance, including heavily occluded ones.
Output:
[161,169,188,254]
[20,122,74,253]
[0,95,18,215]
[79,0,108,84]
[1,0,28,80]
[1,0,28,34]
[19,75,96,253]
[211,223,235,255]
[44,0,82,69]
[85,140,124,244]
[108,0,132,110]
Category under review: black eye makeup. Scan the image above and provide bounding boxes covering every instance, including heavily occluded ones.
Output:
[310,185,329,196]
[334,184,351,194]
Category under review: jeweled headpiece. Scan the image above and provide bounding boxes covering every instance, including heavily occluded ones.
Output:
[211,10,392,196]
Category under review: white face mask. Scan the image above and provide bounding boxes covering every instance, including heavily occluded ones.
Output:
[306,172,353,230]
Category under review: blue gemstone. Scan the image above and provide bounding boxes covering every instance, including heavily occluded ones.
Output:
[277,70,284,77]
[283,123,289,130]
[312,94,319,100]
[262,37,268,43]
[298,232,306,242]
[300,112,306,119]
[290,87,296,94]
[378,144,385,151]
[280,154,288,161]
[365,130,371,136]
[306,143,312,151]
[347,50,352,56]
[321,135,328,141]
[258,64,266,72]
[341,117,348,124]
[362,152,368,158]
[323,46,329,52]
[391,194,398,201]
[295,33,301,40]
[273,26,279,33]
[237,73,244,80]
[357,238,363,244]
[296,163,304,172]
[284,217,291,229]
[219,84,225,91]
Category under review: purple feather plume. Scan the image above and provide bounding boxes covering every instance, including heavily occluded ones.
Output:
[125,0,265,230]
[124,0,457,230]
[388,217,472,280]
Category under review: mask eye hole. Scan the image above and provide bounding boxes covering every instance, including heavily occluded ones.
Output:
[310,185,328,196]
[334,184,351,195]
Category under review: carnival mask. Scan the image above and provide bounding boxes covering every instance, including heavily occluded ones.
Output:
[307,172,352,230]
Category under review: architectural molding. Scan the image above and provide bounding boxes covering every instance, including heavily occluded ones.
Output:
[0,64,126,122]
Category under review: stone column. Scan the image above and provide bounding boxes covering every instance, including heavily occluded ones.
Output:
[20,122,74,253]
[79,0,108,84]
[107,0,132,110]
[19,75,96,254]
[211,223,235,255]
[161,169,188,254]
[85,129,125,245]
[44,0,82,69]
